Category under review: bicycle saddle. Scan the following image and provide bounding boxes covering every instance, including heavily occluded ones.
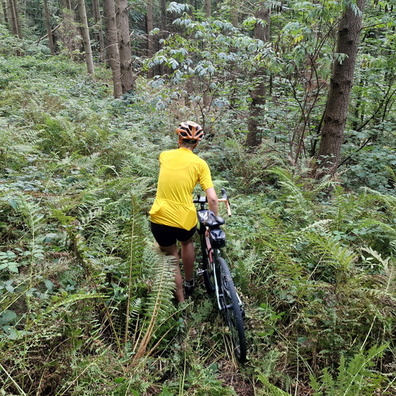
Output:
[198,210,225,227]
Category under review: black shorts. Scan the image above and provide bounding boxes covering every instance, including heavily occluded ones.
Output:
[150,222,197,247]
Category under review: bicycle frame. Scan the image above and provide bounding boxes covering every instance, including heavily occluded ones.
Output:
[193,189,247,362]
[194,188,232,305]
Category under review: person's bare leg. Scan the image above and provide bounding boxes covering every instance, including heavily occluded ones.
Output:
[180,238,195,282]
[160,244,184,303]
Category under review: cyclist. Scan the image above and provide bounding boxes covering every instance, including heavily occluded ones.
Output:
[149,121,218,303]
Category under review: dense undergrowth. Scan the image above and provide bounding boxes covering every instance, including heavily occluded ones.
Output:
[1,54,395,396]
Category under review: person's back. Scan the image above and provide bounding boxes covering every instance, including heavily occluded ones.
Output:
[150,147,213,230]
[149,121,218,303]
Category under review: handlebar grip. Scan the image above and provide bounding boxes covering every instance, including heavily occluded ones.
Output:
[218,188,231,216]
[225,200,231,216]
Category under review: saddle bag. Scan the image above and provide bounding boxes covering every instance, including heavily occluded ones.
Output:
[209,229,226,248]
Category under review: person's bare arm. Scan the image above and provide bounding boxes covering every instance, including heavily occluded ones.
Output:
[205,187,218,215]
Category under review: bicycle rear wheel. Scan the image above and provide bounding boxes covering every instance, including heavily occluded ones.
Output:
[217,257,247,363]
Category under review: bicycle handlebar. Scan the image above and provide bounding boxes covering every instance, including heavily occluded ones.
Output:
[193,188,232,216]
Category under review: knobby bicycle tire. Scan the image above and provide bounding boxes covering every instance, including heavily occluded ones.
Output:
[217,256,247,363]
[200,236,215,294]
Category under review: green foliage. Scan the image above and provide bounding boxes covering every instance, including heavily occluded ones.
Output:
[1,40,396,395]
[0,24,49,57]
[309,345,388,396]
[342,144,396,193]
[226,170,395,393]
[141,0,396,191]
[256,372,290,395]
[145,12,278,128]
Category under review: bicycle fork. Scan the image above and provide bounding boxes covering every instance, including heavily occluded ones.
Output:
[212,260,224,311]
[213,253,245,315]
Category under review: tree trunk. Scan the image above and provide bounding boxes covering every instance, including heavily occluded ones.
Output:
[205,0,211,17]
[117,0,134,92]
[246,77,266,147]
[160,0,166,31]
[158,0,167,75]
[314,0,365,178]
[58,6,81,59]
[245,7,270,148]
[61,0,72,10]
[92,0,105,62]
[146,0,154,78]
[2,0,9,28]
[104,0,122,98]
[7,0,22,38]
[43,0,55,55]
[78,0,94,75]
[254,7,270,42]
[189,0,195,14]
[231,0,238,27]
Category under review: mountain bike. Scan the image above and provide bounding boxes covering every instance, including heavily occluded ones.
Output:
[193,189,247,363]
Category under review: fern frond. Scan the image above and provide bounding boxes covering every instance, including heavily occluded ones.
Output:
[310,344,388,396]
[361,247,390,270]
[132,252,176,360]
[300,219,333,233]
[3,193,46,237]
[44,292,107,315]
[361,187,396,211]
[256,372,290,395]
[123,199,146,348]
[268,167,315,220]
[78,200,109,228]
[302,231,357,273]
[360,247,395,298]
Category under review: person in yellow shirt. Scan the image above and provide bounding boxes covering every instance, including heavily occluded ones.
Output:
[149,121,218,303]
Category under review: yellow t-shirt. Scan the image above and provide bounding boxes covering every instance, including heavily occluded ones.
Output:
[149,148,214,230]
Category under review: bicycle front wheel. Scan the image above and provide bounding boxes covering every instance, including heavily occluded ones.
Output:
[200,236,215,294]
[217,256,247,363]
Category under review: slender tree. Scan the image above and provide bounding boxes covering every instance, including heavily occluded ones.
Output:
[92,0,105,62]
[204,0,211,17]
[7,0,22,38]
[188,0,195,15]
[117,0,134,92]
[246,6,270,147]
[58,4,81,58]
[231,0,238,27]
[43,0,55,55]
[146,0,154,77]
[314,0,366,178]
[160,0,166,32]
[2,0,9,26]
[104,0,122,97]
[61,0,72,10]
[158,0,168,75]
[78,0,94,74]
